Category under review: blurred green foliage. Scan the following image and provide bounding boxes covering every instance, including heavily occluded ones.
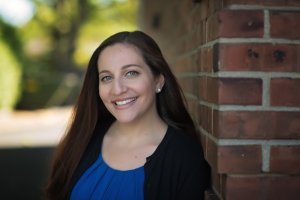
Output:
[0,40,22,110]
[0,0,137,110]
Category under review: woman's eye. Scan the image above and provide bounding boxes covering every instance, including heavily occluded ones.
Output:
[101,76,112,82]
[126,71,139,77]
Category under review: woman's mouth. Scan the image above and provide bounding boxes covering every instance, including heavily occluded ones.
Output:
[114,97,137,106]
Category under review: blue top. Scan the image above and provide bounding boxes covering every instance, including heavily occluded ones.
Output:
[70,152,145,200]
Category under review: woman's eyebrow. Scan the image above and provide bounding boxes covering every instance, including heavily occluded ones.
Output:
[98,64,142,75]
[121,64,143,70]
[98,70,110,75]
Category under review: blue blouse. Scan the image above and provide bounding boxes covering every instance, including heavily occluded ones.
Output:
[70,153,145,200]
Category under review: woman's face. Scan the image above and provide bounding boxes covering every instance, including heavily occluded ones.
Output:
[97,43,164,124]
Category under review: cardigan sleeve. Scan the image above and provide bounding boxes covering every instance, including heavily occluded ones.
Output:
[175,136,211,200]
[177,154,210,200]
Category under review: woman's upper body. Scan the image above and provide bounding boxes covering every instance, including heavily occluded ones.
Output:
[69,121,210,200]
[46,31,211,200]
[70,136,145,200]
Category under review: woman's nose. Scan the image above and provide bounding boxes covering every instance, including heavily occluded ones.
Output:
[111,78,127,95]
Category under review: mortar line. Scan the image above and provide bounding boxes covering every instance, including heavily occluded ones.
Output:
[197,100,300,112]
[227,5,300,11]
[262,77,270,108]
[198,71,300,78]
[197,38,300,50]
[199,127,300,146]
[264,9,270,39]
[262,145,270,172]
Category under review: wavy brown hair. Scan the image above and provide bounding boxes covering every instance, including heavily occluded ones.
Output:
[46,31,197,199]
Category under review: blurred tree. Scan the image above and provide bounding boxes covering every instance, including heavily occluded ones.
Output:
[15,0,137,109]
[0,20,23,59]
[74,0,137,66]
[0,41,21,110]
[0,20,23,111]
[26,0,96,72]
[23,0,137,71]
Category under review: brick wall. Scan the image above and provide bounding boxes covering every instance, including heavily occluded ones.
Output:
[139,0,300,199]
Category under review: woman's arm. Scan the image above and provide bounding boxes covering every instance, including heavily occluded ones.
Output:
[175,136,211,200]
[177,156,211,200]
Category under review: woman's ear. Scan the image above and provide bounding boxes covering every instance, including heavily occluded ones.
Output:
[155,74,165,93]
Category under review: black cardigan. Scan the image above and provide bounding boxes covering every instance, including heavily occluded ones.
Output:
[68,123,211,200]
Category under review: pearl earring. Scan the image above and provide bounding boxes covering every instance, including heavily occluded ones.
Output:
[156,88,161,93]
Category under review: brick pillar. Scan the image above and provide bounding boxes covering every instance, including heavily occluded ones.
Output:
[139,0,300,199]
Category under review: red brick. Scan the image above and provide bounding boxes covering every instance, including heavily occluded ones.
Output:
[270,145,300,174]
[198,21,207,46]
[198,77,206,100]
[206,138,218,171]
[198,47,213,72]
[199,77,218,103]
[216,44,300,72]
[213,111,300,139]
[270,11,300,39]
[186,30,199,51]
[172,54,198,74]
[158,1,181,37]
[218,145,262,173]
[271,78,300,106]
[206,12,219,41]
[172,57,189,74]
[179,0,194,21]
[200,134,208,157]
[167,39,183,57]
[210,168,224,196]
[208,0,223,14]
[199,77,262,105]
[205,140,262,174]
[196,0,209,20]
[206,10,263,40]
[219,10,264,38]
[186,98,199,122]
[225,175,300,200]
[198,104,213,134]
[179,77,198,96]
[223,0,300,6]
[172,22,184,41]
[218,78,262,105]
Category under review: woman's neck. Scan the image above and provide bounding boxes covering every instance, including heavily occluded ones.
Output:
[110,115,167,140]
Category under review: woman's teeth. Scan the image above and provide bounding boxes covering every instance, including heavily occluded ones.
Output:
[114,97,136,106]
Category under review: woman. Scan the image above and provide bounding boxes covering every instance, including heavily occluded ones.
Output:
[46,31,210,200]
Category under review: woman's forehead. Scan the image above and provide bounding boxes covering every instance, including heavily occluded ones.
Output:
[98,44,144,67]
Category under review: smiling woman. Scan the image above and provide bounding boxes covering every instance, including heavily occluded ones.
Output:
[0,0,35,26]
[46,31,211,200]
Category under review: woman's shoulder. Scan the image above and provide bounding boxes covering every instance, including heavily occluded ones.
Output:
[168,126,211,184]
[168,126,202,148]
[166,126,205,159]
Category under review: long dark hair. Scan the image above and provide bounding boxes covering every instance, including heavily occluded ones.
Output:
[46,31,197,199]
